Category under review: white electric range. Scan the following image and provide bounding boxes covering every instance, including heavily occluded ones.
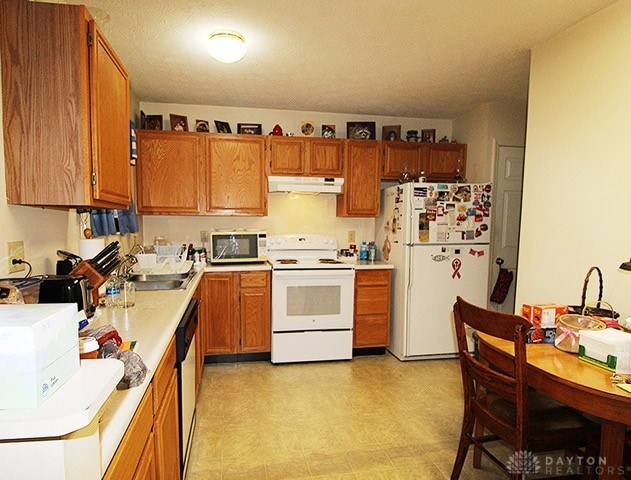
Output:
[267,234,355,363]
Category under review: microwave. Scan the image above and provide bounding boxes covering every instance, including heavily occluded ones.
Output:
[209,231,267,264]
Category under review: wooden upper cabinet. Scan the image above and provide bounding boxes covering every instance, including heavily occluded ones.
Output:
[381,142,425,180]
[206,135,267,215]
[425,143,467,181]
[309,138,344,176]
[267,137,343,177]
[136,131,203,214]
[267,137,305,175]
[336,140,381,217]
[0,0,130,208]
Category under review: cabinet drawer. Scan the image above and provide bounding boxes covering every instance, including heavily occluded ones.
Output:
[240,271,268,288]
[356,285,390,315]
[153,337,176,412]
[354,315,390,347]
[356,270,390,286]
[103,384,154,480]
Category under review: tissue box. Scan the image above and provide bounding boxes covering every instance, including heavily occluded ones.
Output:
[578,328,631,373]
[522,303,568,328]
[0,304,80,409]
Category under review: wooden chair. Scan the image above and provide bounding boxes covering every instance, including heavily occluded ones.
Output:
[451,296,600,480]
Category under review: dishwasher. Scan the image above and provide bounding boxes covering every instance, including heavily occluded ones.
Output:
[176,298,199,479]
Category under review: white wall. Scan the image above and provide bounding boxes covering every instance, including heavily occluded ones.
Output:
[139,102,454,250]
[452,101,527,182]
[516,0,631,317]
[0,57,72,278]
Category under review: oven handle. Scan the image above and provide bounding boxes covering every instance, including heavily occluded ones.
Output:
[272,269,355,279]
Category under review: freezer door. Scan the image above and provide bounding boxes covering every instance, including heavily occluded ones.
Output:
[406,244,490,357]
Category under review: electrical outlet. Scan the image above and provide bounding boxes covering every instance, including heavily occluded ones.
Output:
[348,230,356,243]
[200,230,209,244]
[8,241,25,273]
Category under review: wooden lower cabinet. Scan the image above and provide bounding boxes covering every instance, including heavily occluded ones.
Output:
[103,385,154,480]
[133,432,156,480]
[353,269,392,348]
[201,271,271,355]
[103,338,180,480]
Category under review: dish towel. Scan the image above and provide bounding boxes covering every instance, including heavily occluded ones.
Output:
[90,201,139,237]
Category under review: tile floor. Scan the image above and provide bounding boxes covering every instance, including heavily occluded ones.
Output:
[186,354,510,480]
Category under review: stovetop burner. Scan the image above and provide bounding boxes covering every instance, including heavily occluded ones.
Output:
[318,258,343,264]
[276,259,298,264]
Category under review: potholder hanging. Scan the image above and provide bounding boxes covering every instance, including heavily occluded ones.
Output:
[490,261,513,304]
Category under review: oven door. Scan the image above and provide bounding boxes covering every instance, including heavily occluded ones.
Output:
[272,269,355,331]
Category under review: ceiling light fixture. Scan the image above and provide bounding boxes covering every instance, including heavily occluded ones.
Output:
[207,30,247,63]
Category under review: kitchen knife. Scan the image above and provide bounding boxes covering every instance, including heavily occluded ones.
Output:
[101,256,122,276]
[89,241,120,266]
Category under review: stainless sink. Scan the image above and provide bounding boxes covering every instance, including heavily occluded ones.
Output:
[130,270,195,291]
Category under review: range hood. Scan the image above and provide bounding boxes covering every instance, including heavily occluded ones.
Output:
[268,176,344,194]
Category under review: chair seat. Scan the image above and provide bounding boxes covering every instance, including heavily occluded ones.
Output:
[482,390,599,450]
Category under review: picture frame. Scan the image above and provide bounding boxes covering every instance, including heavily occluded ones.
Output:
[140,110,146,129]
[145,114,163,130]
[321,124,336,139]
[214,120,232,134]
[421,129,436,143]
[169,114,188,131]
[301,121,315,137]
[347,121,376,140]
[382,125,401,141]
[237,123,262,135]
[195,119,210,132]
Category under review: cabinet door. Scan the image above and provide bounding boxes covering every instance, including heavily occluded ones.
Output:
[381,142,424,180]
[136,131,203,214]
[308,138,344,176]
[0,2,130,208]
[336,140,381,217]
[239,271,271,353]
[201,273,239,354]
[89,19,131,206]
[268,136,305,175]
[133,432,156,480]
[154,370,180,480]
[354,270,391,348]
[425,143,467,181]
[206,135,267,215]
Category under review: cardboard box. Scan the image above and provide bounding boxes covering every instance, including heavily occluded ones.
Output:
[0,304,79,409]
[526,327,556,344]
[521,303,568,328]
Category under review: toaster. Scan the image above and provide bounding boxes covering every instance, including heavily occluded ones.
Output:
[38,275,95,318]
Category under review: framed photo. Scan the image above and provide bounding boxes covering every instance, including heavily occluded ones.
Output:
[301,121,315,137]
[169,114,188,131]
[145,115,163,130]
[421,129,436,143]
[195,119,210,132]
[382,125,401,141]
[214,120,232,134]
[321,124,336,138]
[347,121,376,140]
[237,123,262,135]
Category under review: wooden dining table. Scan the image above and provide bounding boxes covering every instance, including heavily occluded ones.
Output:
[477,333,630,480]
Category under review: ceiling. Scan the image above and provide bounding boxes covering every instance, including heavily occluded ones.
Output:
[53,0,616,119]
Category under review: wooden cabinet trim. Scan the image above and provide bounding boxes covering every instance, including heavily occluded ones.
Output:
[153,369,180,480]
[152,337,176,412]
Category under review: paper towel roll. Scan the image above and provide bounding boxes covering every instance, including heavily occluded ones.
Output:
[79,238,105,260]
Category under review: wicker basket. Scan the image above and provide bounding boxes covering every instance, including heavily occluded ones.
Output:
[554,314,606,353]
[568,266,620,319]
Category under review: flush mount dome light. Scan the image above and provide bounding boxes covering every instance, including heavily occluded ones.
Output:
[207,30,247,63]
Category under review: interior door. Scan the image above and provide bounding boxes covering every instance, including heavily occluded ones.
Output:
[490,145,525,314]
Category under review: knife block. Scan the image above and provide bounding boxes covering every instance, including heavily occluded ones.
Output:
[70,261,106,306]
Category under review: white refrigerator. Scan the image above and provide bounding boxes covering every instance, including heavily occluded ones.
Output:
[376,182,493,360]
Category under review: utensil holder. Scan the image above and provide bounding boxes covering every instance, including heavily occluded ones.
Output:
[71,261,105,306]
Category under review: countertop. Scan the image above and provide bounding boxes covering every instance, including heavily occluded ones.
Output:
[338,258,394,270]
